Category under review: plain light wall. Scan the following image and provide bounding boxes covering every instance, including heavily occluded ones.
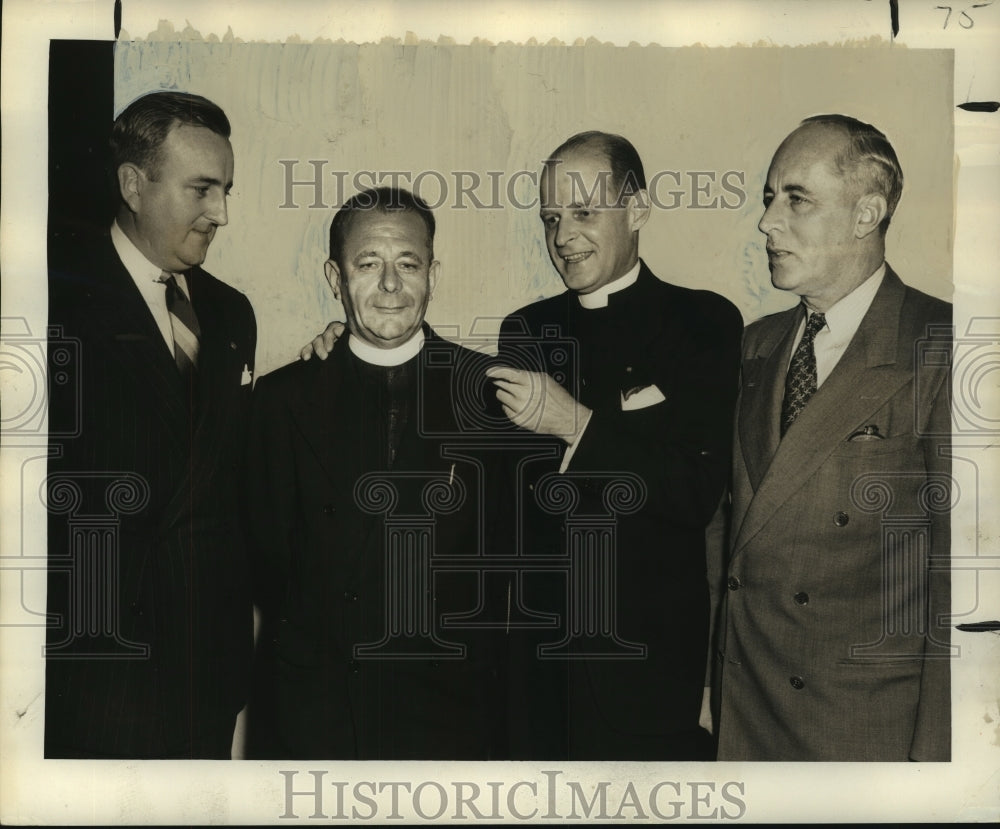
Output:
[114,42,953,377]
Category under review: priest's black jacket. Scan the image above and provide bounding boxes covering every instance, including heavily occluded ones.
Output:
[244,326,508,759]
[498,260,742,759]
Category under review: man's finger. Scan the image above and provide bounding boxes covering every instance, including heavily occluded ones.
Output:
[494,388,522,409]
[501,404,523,423]
[486,365,528,384]
[322,321,345,354]
[491,378,524,396]
[311,335,331,360]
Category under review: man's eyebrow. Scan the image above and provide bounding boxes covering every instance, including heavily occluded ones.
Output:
[352,249,425,260]
[539,201,594,212]
[763,183,810,197]
[190,175,231,188]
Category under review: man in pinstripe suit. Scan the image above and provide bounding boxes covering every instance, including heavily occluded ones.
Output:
[45,91,256,758]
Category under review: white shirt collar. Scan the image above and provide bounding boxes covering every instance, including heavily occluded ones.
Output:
[577,260,641,309]
[111,220,190,297]
[811,262,886,344]
[348,328,426,366]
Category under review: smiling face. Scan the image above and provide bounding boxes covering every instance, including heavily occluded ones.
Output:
[759,124,883,311]
[118,123,234,272]
[325,209,439,349]
[538,150,649,295]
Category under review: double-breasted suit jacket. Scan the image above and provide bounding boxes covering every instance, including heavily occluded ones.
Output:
[714,267,952,761]
[46,233,257,758]
[244,328,505,759]
[498,261,743,758]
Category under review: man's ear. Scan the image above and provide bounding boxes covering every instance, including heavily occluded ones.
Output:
[855,193,888,239]
[117,163,143,213]
[428,260,441,300]
[324,259,342,301]
[627,189,651,233]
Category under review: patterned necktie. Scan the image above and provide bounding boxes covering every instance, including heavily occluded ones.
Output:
[159,272,201,374]
[781,310,826,436]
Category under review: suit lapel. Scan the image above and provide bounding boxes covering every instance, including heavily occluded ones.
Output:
[618,263,675,364]
[92,241,189,446]
[188,269,237,451]
[732,270,909,555]
[567,262,666,407]
[738,307,799,491]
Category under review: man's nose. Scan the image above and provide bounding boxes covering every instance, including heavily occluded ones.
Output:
[554,218,576,248]
[206,191,229,227]
[758,201,780,235]
[379,264,402,292]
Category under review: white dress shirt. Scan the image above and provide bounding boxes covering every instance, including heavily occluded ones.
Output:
[790,263,886,388]
[110,220,191,353]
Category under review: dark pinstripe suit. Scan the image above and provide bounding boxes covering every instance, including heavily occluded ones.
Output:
[45,232,256,758]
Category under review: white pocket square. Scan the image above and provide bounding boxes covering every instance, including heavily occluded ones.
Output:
[241,364,253,386]
[620,384,666,411]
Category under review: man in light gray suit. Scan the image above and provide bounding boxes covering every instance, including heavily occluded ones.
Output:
[713,114,952,761]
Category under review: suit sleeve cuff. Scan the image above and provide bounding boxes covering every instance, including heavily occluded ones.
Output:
[558,408,594,474]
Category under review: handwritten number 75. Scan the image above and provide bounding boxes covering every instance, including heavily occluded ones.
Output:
[936,1,994,29]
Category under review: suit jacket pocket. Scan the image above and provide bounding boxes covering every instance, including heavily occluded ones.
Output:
[830,432,917,459]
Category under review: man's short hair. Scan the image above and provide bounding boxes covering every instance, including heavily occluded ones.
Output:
[800,114,903,235]
[328,187,436,266]
[110,90,231,182]
[546,131,647,205]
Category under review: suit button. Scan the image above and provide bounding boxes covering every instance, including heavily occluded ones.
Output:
[349,660,360,673]
[343,590,358,602]
[794,592,809,606]
[129,601,144,617]
[324,504,336,515]
[429,661,439,669]
[790,676,805,690]
[727,576,743,591]
[833,512,849,527]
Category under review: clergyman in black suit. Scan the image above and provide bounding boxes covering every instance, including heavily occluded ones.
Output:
[487,131,743,759]
[245,187,504,759]
[46,91,256,758]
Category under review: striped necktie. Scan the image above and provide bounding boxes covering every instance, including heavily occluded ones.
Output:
[159,272,201,374]
[780,310,826,436]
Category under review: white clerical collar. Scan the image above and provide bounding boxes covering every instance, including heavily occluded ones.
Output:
[348,329,426,366]
[577,261,641,309]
